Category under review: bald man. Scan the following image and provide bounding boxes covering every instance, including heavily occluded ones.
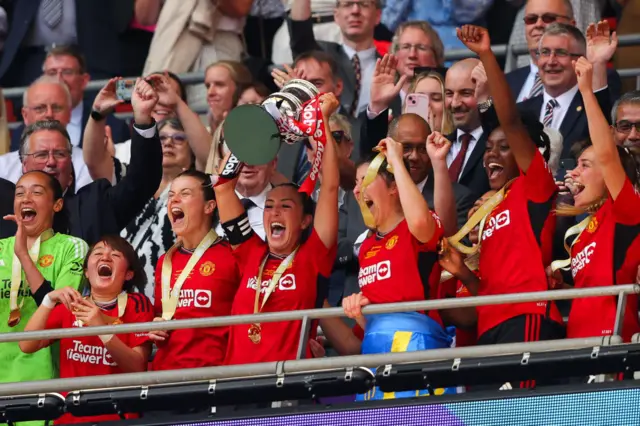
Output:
[445,58,490,198]
[389,113,474,235]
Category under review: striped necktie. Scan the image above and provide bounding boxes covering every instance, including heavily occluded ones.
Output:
[42,0,63,28]
[527,73,543,100]
[350,54,361,117]
[543,99,559,128]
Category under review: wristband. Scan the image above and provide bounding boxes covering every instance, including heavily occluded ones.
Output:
[221,212,254,245]
[99,334,114,344]
[42,294,56,309]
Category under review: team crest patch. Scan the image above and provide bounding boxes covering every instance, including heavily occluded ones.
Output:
[199,261,216,276]
[385,235,398,250]
[365,245,381,259]
[38,255,54,268]
[587,217,599,233]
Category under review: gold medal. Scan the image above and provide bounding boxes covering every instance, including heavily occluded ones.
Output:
[111,317,123,325]
[8,309,21,327]
[248,323,262,344]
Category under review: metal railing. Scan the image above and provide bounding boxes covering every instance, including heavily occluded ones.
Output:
[0,284,637,396]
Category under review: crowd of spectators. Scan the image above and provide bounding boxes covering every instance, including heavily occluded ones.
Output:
[0,0,639,423]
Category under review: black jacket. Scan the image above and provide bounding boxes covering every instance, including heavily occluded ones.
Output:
[0,178,16,238]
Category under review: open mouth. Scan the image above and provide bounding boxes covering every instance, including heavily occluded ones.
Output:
[571,182,585,197]
[97,264,113,278]
[171,207,185,225]
[270,222,286,239]
[20,207,37,223]
[487,162,504,180]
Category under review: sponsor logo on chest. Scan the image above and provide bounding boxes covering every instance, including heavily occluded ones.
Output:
[247,274,298,293]
[358,260,391,288]
[177,288,212,308]
[482,210,511,241]
[572,242,596,278]
[66,340,116,366]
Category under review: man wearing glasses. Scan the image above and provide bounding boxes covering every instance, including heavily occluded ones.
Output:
[0,76,94,190]
[611,91,640,148]
[506,0,620,102]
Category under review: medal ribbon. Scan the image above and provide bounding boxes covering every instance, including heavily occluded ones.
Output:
[76,292,128,328]
[9,228,54,321]
[161,229,219,320]
[253,248,299,315]
[550,215,592,273]
[358,152,390,229]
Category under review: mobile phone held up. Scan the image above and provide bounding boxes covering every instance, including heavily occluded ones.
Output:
[116,80,136,103]
[405,93,430,123]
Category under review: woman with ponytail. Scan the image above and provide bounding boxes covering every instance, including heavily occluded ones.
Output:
[554,58,640,342]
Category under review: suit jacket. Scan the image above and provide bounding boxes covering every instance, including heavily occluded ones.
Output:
[357,100,403,160]
[446,131,491,199]
[9,101,130,151]
[506,65,622,103]
[0,0,134,82]
[335,172,476,299]
[0,178,16,239]
[518,88,612,159]
[2,126,162,246]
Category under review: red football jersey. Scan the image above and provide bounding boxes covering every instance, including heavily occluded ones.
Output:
[437,276,478,347]
[477,151,562,338]
[358,216,443,305]
[45,293,153,424]
[568,178,640,341]
[224,230,336,365]
[152,241,241,370]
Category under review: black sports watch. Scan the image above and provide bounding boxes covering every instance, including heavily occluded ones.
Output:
[90,109,107,121]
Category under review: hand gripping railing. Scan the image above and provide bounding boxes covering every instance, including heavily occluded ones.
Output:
[0,284,636,396]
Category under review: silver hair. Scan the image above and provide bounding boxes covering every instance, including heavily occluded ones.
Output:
[611,90,640,123]
[526,0,574,19]
[538,22,586,56]
[22,75,72,107]
[19,120,73,162]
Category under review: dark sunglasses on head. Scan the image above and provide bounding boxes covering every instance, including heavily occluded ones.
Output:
[523,13,570,25]
[304,131,349,150]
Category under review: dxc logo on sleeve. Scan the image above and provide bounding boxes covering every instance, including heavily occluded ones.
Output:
[482,210,511,241]
[572,242,596,277]
[358,261,391,288]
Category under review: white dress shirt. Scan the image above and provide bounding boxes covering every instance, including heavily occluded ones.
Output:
[416,175,428,193]
[446,127,484,175]
[115,139,132,165]
[342,44,377,115]
[215,183,272,240]
[539,85,580,130]
[516,62,539,103]
[0,149,93,192]
[67,101,83,147]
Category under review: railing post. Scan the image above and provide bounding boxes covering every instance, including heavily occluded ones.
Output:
[613,291,628,337]
[295,315,312,360]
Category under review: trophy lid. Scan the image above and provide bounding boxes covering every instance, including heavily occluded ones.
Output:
[223,105,282,166]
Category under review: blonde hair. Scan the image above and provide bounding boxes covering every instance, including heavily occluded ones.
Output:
[205,60,253,106]
[391,21,445,67]
[407,71,454,135]
[329,113,353,141]
[0,89,9,155]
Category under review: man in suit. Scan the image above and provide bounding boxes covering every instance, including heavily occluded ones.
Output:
[1,78,162,247]
[9,45,130,151]
[505,0,621,102]
[517,22,613,161]
[0,0,134,89]
[610,90,640,148]
[445,58,491,198]
[336,113,474,300]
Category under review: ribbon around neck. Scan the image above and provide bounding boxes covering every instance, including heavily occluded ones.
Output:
[550,215,592,273]
[76,292,128,328]
[253,248,299,316]
[161,229,219,320]
[9,229,54,324]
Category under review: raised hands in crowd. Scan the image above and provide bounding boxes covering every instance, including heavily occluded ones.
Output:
[369,54,407,116]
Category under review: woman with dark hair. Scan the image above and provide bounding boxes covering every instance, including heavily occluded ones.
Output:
[121,118,196,301]
[238,82,271,106]
[1,171,88,385]
[215,94,340,365]
[551,58,640,342]
[19,235,152,424]
[149,169,240,371]
[439,27,565,376]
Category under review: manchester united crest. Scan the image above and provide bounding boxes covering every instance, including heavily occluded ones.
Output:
[587,217,599,234]
[199,261,216,277]
[38,254,54,268]
[385,235,398,250]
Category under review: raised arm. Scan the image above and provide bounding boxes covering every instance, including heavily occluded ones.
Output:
[574,58,627,200]
[289,0,322,57]
[586,21,617,93]
[83,78,124,181]
[458,25,537,172]
[383,138,436,243]
[427,131,457,236]
[213,155,247,250]
[314,94,341,248]
[105,78,163,230]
